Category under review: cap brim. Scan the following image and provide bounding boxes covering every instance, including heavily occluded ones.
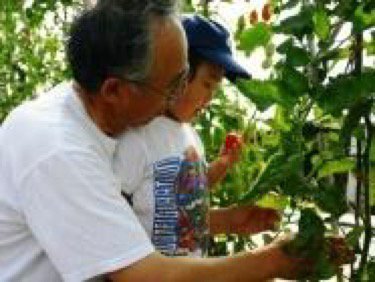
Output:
[195,49,251,82]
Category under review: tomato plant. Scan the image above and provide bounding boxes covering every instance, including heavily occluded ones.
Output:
[194,0,375,280]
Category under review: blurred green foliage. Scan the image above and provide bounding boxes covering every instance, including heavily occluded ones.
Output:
[0,0,82,122]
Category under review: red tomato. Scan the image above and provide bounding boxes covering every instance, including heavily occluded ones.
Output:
[249,10,258,25]
[224,133,242,152]
[262,3,272,22]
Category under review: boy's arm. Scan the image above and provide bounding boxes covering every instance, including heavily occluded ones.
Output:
[206,155,231,188]
[108,238,308,282]
[209,205,280,235]
[207,133,244,188]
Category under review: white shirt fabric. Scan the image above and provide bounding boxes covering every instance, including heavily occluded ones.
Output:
[0,82,154,282]
[114,116,209,258]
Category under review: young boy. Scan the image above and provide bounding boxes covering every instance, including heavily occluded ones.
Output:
[114,15,279,257]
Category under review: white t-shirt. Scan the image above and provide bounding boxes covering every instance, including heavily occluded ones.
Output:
[114,116,209,258]
[0,82,154,282]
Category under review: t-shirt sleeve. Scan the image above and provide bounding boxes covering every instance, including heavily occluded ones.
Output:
[18,148,154,282]
[190,126,206,161]
[114,131,149,195]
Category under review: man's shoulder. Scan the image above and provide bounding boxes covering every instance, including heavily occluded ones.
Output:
[0,82,98,159]
[3,82,73,126]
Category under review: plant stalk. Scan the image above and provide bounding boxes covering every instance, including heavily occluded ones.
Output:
[357,115,373,279]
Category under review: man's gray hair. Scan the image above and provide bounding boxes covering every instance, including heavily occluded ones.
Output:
[67,0,180,92]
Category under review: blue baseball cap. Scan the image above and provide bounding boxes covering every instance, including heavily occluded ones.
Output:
[182,15,251,82]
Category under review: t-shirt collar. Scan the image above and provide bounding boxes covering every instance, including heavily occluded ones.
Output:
[67,82,118,157]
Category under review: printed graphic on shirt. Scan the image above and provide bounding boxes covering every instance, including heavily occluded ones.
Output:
[152,147,209,257]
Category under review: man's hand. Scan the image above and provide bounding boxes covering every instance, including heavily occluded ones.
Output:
[264,234,315,280]
[327,236,355,266]
[277,234,355,280]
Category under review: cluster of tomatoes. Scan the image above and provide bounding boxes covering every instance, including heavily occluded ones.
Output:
[245,2,275,69]
[249,3,272,25]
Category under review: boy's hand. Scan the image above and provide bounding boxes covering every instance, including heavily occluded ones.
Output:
[229,205,280,234]
[220,132,244,165]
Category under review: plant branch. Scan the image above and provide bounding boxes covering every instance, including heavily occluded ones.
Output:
[357,114,373,279]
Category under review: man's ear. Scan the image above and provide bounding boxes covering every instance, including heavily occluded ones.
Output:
[100,78,131,103]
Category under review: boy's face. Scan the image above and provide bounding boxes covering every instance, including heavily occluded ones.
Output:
[167,62,223,123]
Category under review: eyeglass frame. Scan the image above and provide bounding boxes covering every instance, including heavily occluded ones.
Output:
[124,66,190,105]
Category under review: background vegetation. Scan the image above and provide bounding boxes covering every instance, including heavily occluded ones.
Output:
[1,0,374,280]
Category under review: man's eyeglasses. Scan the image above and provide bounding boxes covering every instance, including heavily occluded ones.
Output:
[130,67,190,105]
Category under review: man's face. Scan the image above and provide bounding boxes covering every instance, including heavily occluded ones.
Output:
[120,17,188,129]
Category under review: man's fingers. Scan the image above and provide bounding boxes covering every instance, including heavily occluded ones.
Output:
[327,237,355,265]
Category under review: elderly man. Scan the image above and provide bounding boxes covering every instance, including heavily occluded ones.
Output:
[0,1,307,281]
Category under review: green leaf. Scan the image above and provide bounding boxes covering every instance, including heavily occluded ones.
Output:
[313,8,330,40]
[239,151,304,203]
[364,39,375,55]
[287,47,310,67]
[239,151,286,203]
[317,158,355,179]
[236,79,300,111]
[313,252,336,280]
[276,39,310,67]
[262,133,280,147]
[353,5,375,33]
[280,65,309,95]
[269,106,291,131]
[317,70,375,116]
[340,99,372,147]
[280,172,313,197]
[346,226,365,248]
[273,7,313,39]
[298,208,325,246]
[365,258,375,281]
[276,38,293,54]
[182,1,195,12]
[255,192,289,210]
[284,208,326,258]
[238,23,272,54]
[314,184,348,217]
[236,79,280,111]
[318,47,351,63]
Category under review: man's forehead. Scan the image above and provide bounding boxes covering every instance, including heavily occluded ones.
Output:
[149,16,187,86]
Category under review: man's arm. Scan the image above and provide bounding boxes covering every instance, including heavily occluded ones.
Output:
[108,240,304,282]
